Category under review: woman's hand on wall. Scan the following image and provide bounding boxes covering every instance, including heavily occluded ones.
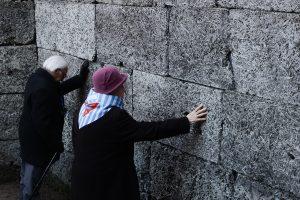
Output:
[186,104,208,124]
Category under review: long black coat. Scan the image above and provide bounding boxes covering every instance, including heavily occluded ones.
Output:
[18,68,84,167]
[71,107,190,200]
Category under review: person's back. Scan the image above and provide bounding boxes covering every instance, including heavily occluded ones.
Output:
[18,56,89,200]
[19,68,64,167]
[71,66,208,200]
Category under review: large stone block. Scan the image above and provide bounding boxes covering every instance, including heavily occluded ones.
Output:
[219,0,300,13]
[230,10,300,105]
[36,2,95,60]
[0,1,35,45]
[221,92,276,183]
[221,92,300,197]
[150,142,231,199]
[0,45,37,93]
[133,71,223,163]
[169,7,234,89]
[96,4,168,75]
[133,71,185,121]
[0,95,23,140]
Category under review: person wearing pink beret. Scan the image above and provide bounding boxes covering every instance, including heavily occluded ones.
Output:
[71,65,207,200]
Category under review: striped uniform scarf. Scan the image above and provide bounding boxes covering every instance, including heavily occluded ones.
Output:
[78,89,124,129]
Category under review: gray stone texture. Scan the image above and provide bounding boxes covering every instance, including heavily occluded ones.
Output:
[218,0,300,13]
[134,142,152,195]
[0,140,20,165]
[0,45,37,93]
[35,2,95,60]
[97,0,153,6]
[221,92,300,197]
[0,1,35,45]
[36,0,93,2]
[96,4,168,75]
[229,10,300,105]
[0,95,23,140]
[150,142,231,200]
[233,174,281,200]
[133,70,223,163]
[169,7,234,89]
[270,103,300,197]
[155,0,215,7]
[221,92,275,181]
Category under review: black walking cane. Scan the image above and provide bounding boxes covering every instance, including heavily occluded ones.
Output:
[29,152,58,200]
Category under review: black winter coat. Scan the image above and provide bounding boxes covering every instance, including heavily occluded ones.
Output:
[18,68,84,167]
[71,107,190,200]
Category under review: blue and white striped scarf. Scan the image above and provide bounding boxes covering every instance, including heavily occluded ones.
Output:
[78,89,124,129]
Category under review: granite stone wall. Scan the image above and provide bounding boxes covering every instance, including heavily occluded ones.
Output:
[1,0,300,199]
[0,0,37,164]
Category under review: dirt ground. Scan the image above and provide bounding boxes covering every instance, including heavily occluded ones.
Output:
[0,152,70,200]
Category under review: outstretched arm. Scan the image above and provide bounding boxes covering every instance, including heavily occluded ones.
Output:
[60,60,90,95]
[117,104,207,142]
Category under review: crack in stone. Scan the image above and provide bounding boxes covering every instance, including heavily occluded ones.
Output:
[226,50,237,90]
[218,92,225,164]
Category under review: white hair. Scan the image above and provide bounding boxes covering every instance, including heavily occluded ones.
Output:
[42,55,68,72]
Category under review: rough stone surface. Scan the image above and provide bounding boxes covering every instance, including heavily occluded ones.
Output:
[221,92,300,197]
[221,92,276,183]
[155,0,215,7]
[133,70,185,122]
[0,95,23,140]
[230,10,300,105]
[169,7,234,89]
[150,142,231,199]
[133,70,223,163]
[134,142,152,195]
[97,0,153,6]
[233,174,280,200]
[270,103,300,197]
[218,0,300,13]
[36,2,95,60]
[0,1,35,45]
[96,4,168,76]
[0,45,37,93]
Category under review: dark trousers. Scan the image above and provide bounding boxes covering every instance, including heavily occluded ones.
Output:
[20,160,45,200]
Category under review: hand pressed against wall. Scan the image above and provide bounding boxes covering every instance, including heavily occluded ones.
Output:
[186,104,208,124]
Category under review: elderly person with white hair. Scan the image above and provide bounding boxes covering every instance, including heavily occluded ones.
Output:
[18,55,89,200]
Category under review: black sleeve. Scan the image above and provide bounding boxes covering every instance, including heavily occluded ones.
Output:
[116,109,191,142]
[30,89,64,153]
[60,75,84,95]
